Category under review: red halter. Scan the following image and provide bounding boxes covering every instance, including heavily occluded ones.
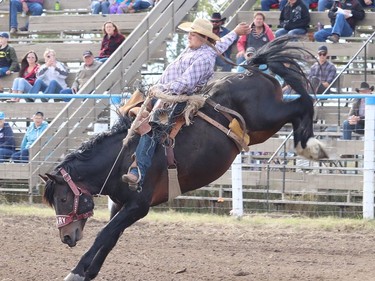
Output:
[55,168,94,229]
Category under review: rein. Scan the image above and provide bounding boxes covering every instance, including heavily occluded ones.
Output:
[56,168,93,229]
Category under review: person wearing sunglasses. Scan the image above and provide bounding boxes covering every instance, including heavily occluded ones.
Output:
[308,45,336,95]
[28,48,69,102]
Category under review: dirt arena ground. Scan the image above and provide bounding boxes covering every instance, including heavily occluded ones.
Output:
[1,213,375,281]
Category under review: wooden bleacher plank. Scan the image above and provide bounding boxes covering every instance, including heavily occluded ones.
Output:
[28,13,147,34]
[42,0,91,14]
[0,163,29,180]
[13,42,101,63]
[0,103,67,121]
[11,41,166,63]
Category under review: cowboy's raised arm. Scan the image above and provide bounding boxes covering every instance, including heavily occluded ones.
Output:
[215,23,251,54]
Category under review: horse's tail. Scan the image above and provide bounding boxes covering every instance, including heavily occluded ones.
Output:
[249,35,316,148]
[249,35,315,100]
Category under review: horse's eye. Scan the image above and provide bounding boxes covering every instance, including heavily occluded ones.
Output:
[60,198,67,203]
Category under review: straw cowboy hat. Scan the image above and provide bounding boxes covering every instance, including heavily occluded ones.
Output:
[178,18,220,41]
[355,82,374,93]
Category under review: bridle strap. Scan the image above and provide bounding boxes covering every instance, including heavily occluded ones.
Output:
[56,168,93,228]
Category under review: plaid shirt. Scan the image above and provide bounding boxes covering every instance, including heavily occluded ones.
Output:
[308,60,336,84]
[157,31,238,95]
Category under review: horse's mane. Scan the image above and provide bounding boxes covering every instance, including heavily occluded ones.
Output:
[249,35,315,97]
[57,114,132,169]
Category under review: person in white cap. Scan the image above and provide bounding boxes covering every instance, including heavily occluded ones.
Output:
[122,18,251,189]
[0,111,16,162]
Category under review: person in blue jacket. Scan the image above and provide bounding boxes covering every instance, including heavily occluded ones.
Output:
[11,111,48,163]
[0,112,16,162]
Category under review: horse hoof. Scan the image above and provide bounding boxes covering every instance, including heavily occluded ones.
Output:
[64,272,85,281]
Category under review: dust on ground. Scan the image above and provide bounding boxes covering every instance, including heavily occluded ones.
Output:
[1,214,375,281]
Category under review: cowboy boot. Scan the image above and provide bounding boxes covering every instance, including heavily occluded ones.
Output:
[122,134,157,190]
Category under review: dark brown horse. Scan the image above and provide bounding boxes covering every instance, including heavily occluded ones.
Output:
[42,37,327,281]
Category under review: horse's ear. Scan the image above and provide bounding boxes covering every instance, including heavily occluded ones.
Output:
[43,173,59,182]
[39,174,49,183]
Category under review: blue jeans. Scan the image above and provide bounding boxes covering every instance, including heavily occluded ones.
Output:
[10,0,43,29]
[261,0,287,11]
[313,14,353,42]
[11,148,29,163]
[129,134,157,186]
[91,0,110,14]
[29,78,47,93]
[342,120,364,140]
[318,0,333,11]
[60,88,73,102]
[96,57,108,63]
[275,28,307,38]
[0,148,15,163]
[132,0,152,11]
[12,77,32,92]
[29,78,63,94]
[0,67,9,77]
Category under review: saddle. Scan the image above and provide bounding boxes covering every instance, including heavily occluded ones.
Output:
[120,90,250,200]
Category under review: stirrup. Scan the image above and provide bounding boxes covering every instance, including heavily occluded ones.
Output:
[122,166,141,191]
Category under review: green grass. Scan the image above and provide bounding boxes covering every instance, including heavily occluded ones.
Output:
[1,203,375,231]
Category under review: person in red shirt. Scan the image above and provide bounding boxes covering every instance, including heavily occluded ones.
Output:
[97,21,126,63]
[9,51,40,102]
[236,12,274,65]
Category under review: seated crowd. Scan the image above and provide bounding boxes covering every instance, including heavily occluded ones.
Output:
[0,20,125,100]
[0,4,372,163]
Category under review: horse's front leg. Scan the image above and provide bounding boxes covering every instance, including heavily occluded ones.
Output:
[64,196,151,281]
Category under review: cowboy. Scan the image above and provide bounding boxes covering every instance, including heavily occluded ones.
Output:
[210,12,236,72]
[122,18,251,189]
[342,82,374,140]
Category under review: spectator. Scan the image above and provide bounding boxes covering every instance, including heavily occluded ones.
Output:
[127,0,154,13]
[9,0,44,33]
[261,0,287,11]
[210,12,235,72]
[237,47,285,86]
[110,0,131,13]
[0,32,20,79]
[28,48,69,102]
[11,111,48,163]
[308,45,337,94]
[236,12,275,65]
[275,0,310,38]
[0,112,16,163]
[314,0,365,43]
[8,51,40,102]
[342,82,373,140]
[237,47,257,73]
[91,0,110,14]
[97,21,126,63]
[358,0,374,8]
[60,50,102,101]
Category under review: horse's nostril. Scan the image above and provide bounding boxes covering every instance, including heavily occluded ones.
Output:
[63,235,71,243]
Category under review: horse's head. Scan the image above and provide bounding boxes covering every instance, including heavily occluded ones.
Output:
[41,168,94,247]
